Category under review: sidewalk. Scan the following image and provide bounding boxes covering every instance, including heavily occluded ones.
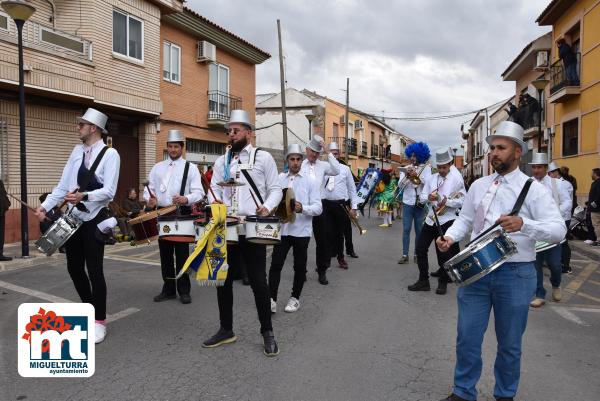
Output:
[569,238,600,260]
[0,241,66,272]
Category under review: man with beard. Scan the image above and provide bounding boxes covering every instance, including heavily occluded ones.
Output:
[35,108,120,344]
[436,121,566,401]
[204,110,282,356]
[300,135,340,285]
[145,130,204,305]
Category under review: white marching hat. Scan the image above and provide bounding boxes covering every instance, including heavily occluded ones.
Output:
[328,142,340,152]
[225,109,254,131]
[307,135,324,153]
[435,147,453,165]
[486,121,526,150]
[77,108,108,134]
[548,161,560,172]
[166,130,185,143]
[529,151,549,165]
[285,143,304,159]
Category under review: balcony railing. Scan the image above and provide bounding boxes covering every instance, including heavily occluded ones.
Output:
[0,20,93,62]
[549,53,580,94]
[371,144,379,158]
[329,137,357,156]
[207,91,242,125]
[360,141,368,156]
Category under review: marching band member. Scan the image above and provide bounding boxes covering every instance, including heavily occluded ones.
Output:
[268,144,322,313]
[204,110,282,357]
[375,169,397,228]
[398,142,432,264]
[34,108,120,344]
[548,162,573,274]
[301,135,340,285]
[144,130,204,305]
[323,143,359,271]
[436,121,566,401]
[408,148,465,295]
[529,154,571,308]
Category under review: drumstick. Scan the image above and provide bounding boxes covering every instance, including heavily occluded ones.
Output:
[199,170,221,203]
[431,204,444,238]
[7,193,53,222]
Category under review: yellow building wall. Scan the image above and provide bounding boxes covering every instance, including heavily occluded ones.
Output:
[550,0,600,198]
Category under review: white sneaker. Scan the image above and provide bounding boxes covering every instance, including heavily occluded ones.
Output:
[584,239,594,245]
[284,297,300,313]
[95,322,107,344]
[270,298,277,314]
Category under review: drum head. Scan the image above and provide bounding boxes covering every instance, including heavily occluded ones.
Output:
[129,210,160,224]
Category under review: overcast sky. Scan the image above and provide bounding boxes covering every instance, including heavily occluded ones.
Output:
[188,0,551,151]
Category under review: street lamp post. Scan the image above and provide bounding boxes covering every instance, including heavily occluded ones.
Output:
[532,77,550,153]
[305,113,314,141]
[1,1,36,257]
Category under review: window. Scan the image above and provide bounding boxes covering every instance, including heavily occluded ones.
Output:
[333,123,339,137]
[208,63,230,119]
[562,118,578,156]
[113,10,143,61]
[0,14,7,31]
[163,42,181,83]
[186,139,226,155]
[41,28,85,53]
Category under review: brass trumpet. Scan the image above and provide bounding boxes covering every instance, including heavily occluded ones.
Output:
[341,204,367,235]
[396,164,427,200]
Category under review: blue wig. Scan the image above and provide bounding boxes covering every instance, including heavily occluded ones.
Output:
[404,142,431,164]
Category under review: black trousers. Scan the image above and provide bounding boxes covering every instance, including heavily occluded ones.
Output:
[415,220,459,282]
[343,200,354,254]
[562,220,571,269]
[324,199,347,259]
[313,205,330,274]
[158,239,191,296]
[65,221,107,320]
[0,214,5,256]
[269,236,310,301]
[217,237,272,333]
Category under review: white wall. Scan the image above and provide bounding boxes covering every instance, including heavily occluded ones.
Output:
[255,109,313,150]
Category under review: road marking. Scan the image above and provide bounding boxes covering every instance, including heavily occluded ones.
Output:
[0,280,140,322]
[138,249,160,260]
[568,307,600,313]
[576,292,600,304]
[562,262,598,302]
[104,255,161,266]
[550,306,588,326]
[588,279,600,287]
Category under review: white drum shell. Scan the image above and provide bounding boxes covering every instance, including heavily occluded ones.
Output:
[158,217,196,241]
[244,217,281,245]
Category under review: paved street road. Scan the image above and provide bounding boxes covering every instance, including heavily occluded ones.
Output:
[1,215,599,401]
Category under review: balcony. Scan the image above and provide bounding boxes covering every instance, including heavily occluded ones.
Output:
[0,20,93,63]
[207,91,242,127]
[548,54,580,104]
[329,137,358,156]
[360,141,368,156]
[371,144,379,158]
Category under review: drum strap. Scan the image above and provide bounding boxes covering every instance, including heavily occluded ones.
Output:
[239,150,265,204]
[79,146,109,191]
[179,161,190,196]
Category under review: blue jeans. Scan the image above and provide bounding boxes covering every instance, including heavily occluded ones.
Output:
[453,262,536,400]
[534,245,562,299]
[402,203,424,255]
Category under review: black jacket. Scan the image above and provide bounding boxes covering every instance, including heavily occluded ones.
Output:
[0,180,10,217]
[589,179,600,213]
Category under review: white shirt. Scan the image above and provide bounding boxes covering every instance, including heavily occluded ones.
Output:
[143,157,204,207]
[42,140,120,222]
[420,171,466,226]
[210,144,282,217]
[300,153,341,198]
[536,175,572,222]
[323,164,359,209]
[279,171,322,237]
[402,164,432,206]
[445,168,566,263]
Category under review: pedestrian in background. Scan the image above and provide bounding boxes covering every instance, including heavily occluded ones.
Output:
[0,179,11,261]
[587,168,600,246]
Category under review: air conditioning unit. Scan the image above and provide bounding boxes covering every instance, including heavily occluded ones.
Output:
[197,41,216,63]
[535,50,549,69]
[354,120,363,129]
[340,115,346,124]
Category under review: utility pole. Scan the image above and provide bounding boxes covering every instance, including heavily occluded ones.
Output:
[277,19,288,154]
[344,77,349,162]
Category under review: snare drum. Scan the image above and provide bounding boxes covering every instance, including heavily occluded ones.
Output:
[128,205,176,245]
[158,214,197,243]
[244,215,281,245]
[535,238,566,253]
[444,230,517,287]
[35,214,83,256]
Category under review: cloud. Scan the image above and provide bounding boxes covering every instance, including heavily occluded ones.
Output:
[186,0,551,149]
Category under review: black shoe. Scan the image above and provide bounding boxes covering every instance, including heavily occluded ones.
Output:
[347,251,359,258]
[318,272,329,285]
[180,294,192,304]
[436,281,447,295]
[262,330,279,356]
[431,268,443,278]
[562,266,572,274]
[202,328,237,348]
[440,394,469,401]
[0,255,13,262]
[496,398,514,401]
[242,276,250,286]
[153,292,176,302]
[407,280,430,291]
